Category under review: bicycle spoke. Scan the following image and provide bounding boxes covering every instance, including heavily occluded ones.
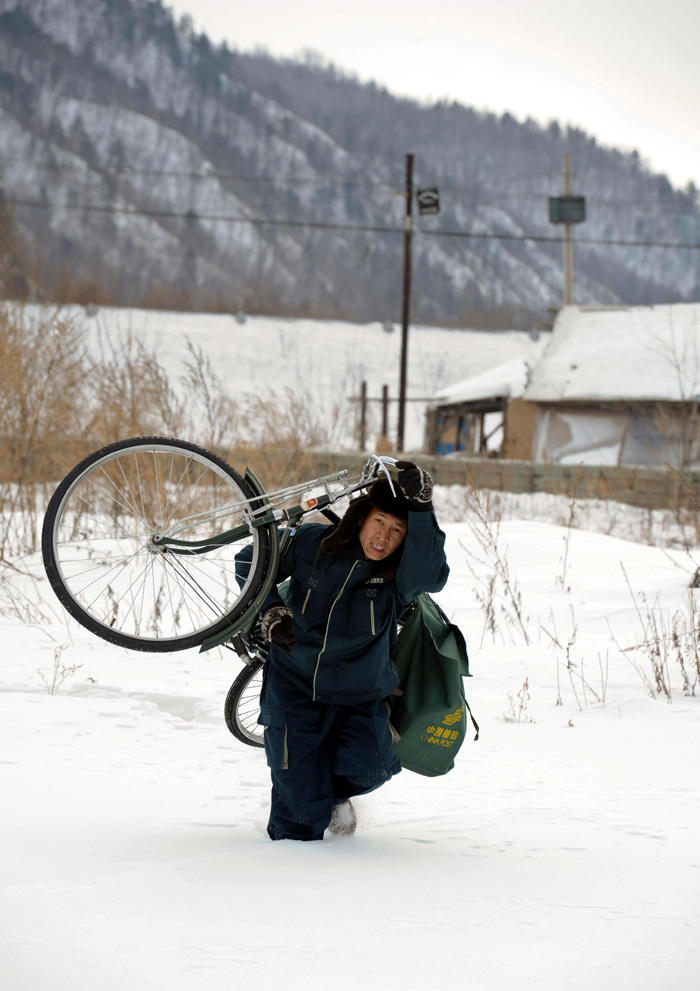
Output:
[107,461,152,528]
[56,549,146,591]
[116,551,158,635]
[73,484,147,539]
[161,551,226,621]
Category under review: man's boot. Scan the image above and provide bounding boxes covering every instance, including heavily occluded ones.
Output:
[329,800,357,836]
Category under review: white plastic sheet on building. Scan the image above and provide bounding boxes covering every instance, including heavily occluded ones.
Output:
[532,408,697,466]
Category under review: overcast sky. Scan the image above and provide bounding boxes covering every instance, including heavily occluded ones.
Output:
[168,0,700,191]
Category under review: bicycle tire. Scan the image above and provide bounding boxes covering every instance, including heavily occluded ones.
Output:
[224,658,265,747]
[42,436,271,652]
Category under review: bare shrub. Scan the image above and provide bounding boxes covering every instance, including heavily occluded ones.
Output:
[461,487,530,647]
[231,388,337,491]
[659,459,700,550]
[0,302,343,567]
[673,592,700,696]
[37,643,82,695]
[179,338,238,452]
[542,607,608,710]
[0,558,57,624]
[504,678,534,723]
[617,564,673,700]
[556,467,583,592]
[0,304,90,557]
[616,572,700,700]
[0,306,193,558]
[86,327,184,445]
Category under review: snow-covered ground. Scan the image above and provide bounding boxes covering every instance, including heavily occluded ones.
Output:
[2,487,699,990]
[50,304,546,451]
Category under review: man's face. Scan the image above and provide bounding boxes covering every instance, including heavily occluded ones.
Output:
[358,509,407,561]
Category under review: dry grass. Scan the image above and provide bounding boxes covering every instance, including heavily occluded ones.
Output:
[87,328,185,444]
[229,388,337,492]
[0,302,336,557]
[0,304,90,557]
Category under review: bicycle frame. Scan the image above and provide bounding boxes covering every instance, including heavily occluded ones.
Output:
[157,454,400,651]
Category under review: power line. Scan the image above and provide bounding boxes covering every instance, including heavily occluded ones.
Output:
[0,156,396,189]
[0,156,549,188]
[424,227,700,251]
[449,189,699,216]
[6,196,700,251]
[7,197,402,234]
[3,156,696,216]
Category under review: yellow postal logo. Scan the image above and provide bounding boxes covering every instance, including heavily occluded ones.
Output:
[441,706,464,727]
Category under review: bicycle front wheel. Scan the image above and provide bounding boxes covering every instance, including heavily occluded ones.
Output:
[42,437,270,652]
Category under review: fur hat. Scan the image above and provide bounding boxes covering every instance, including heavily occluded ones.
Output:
[320,478,409,555]
[367,477,410,521]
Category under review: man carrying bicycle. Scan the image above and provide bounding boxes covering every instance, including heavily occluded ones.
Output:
[251,460,449,841]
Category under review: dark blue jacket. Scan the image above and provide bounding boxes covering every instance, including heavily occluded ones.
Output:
[260,510,449,705]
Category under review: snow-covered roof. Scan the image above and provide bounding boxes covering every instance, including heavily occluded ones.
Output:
[524,304,700,404]
[430,358,532,407]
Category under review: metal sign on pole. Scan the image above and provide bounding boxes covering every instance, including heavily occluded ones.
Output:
[397,153,414,452]
[416,187,440,216]
[548,195,586,224]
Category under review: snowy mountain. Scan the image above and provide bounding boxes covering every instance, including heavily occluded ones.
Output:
[1,0,699,323]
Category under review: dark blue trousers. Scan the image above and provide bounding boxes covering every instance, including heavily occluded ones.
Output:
[258,663,402,841]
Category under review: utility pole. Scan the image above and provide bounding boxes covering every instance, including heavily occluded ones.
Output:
[358,379,367,450]
[548,155,586,307]
[397,152,414,452]
[381,384,389,440]
[562,154,574,306]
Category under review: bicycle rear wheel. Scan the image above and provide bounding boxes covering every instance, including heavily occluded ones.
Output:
[42,437,270,652]
[224,659,264,747]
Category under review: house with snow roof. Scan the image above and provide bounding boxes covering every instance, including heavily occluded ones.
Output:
[427,303,700,467]
[424,356,542,458]
[523,304,700,466]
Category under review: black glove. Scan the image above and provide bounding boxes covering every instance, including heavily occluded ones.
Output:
[396,460,433,511]
[261,605,297,652]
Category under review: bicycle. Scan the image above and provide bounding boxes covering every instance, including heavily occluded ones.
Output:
[41,436,400,748]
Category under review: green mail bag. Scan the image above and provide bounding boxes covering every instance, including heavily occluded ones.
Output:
[389,593,478,777]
